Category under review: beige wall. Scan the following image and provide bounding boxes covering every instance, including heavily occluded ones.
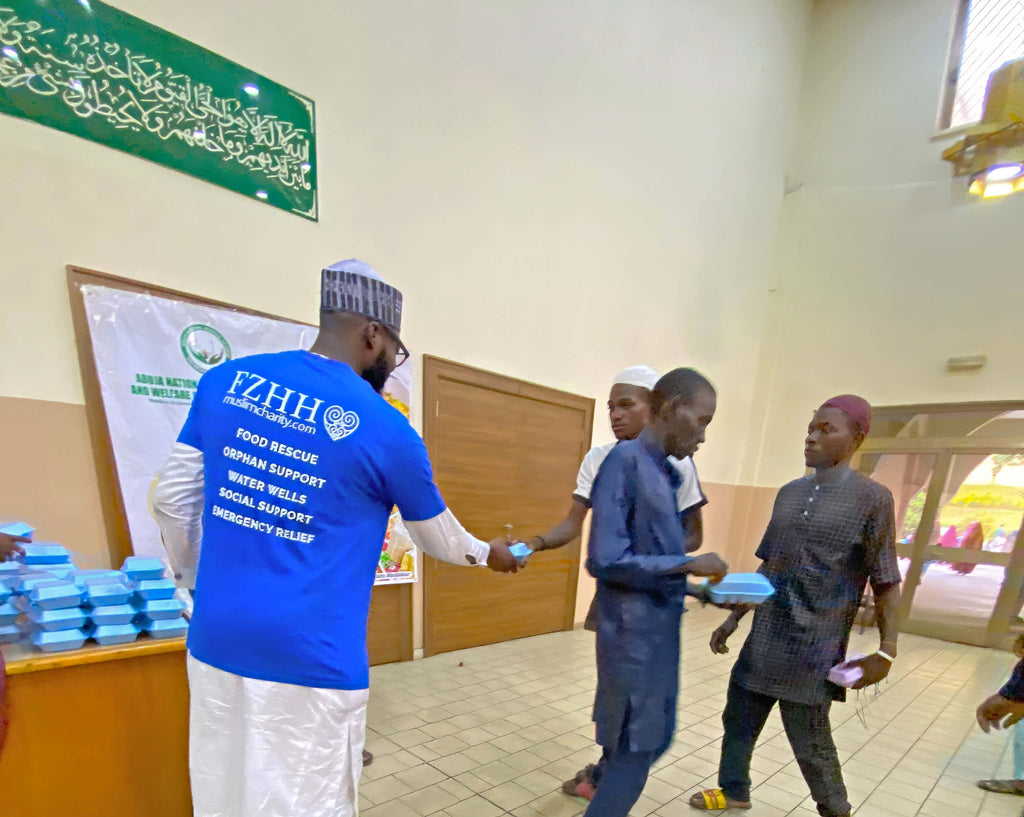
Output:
[0,1,813,642]
[751,0,1024,488]
[0,397,110,569]
[0,0,810,483]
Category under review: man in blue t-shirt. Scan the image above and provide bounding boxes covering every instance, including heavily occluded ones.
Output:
[153,259,519,817]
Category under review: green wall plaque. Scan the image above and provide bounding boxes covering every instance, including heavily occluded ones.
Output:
[0,1,317,220]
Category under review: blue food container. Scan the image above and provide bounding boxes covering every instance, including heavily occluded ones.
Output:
[32,628,87,652]
[28,606,87,632]
[18,573,65,596]
[18,543,71,566]
[0,521,34,538]
[121,557,166,582]
[89,603,136,626]
[508,543,533,562]
[707,573,776,605]
[142,616,188,639]
[30,580,84,611]
[0,601,19,626]
[70,569,123,587]
[0,623,20,644]
[88,622,140,646]
[84,580,133,608]
[131,578,177,601]
[40,564,76,581]
[133,598,185,621]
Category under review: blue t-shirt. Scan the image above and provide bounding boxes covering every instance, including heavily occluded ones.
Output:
[179,350,444,690]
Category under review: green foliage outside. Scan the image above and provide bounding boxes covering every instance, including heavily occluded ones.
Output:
[901,483,1024,542]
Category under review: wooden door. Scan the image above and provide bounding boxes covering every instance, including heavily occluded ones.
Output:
[422,357,594,656]
[367,584,412,664]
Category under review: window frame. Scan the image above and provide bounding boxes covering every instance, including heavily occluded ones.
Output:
[936,0,1024,135]
[937,0,974,134]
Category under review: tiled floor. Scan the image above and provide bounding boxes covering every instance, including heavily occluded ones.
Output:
[361,605,1024,817]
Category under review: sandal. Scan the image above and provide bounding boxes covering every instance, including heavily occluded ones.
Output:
[978,779,1024,795]
[362,749,373,767]
[562,764,598,798]
[688,789,752,810]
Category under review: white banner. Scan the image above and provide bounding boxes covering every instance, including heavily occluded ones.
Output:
[81,285,416,585]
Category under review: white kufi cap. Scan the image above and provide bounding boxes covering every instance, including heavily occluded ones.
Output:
[612,365,659,391]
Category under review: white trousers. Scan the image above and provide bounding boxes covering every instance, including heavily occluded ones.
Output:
[188,654,369,817]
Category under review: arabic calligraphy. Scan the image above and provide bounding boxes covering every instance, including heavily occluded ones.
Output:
[0,3,316,218]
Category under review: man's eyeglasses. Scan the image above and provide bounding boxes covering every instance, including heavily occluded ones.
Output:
[381,324,410,368]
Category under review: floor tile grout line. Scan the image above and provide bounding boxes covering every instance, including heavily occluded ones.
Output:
[363,610,1020,817]
[850,645,1008,817]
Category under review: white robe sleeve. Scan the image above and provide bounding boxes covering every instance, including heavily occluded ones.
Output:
[403,509,491,567]
[152,441,205,589]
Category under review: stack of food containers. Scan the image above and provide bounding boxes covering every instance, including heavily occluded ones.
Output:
[10,544,85,652]
[0,577,18,644]
[79,571,138,646]
[122,557,188,639]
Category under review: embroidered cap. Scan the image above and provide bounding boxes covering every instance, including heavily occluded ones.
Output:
[321,259,403,335]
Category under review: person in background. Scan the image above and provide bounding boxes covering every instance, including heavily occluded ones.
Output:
[519,365,707,799]
[977,633,1024,798]
[938,524,962,573]
[951,521,983,576]
[0,532,27,562]
[583,368,725,817]
[1009,532,1024,628]
[690,395,901,817]
[526,365,704,565]
[153,259,520,817]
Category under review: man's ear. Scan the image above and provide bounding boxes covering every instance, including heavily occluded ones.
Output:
[361,320,380,351]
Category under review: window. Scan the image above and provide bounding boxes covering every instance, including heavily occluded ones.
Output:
[869,402,1024,441]
[941,0,1024,130]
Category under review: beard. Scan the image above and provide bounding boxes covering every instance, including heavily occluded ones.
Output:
[361,349,392,393]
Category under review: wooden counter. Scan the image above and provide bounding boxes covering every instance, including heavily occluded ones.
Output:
[0,582,411,816]
[3,633,187,675]
[0,636,191,817]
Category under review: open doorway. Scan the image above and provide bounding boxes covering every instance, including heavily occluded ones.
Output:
[854,403,1024,648]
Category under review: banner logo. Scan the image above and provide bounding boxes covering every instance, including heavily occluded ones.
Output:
[180,324,232,373]
[324,405,359,441]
